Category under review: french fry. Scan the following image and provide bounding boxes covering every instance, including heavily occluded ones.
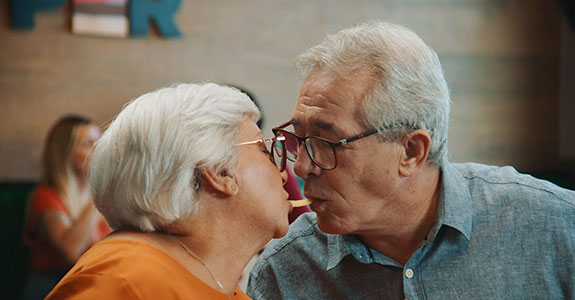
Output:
[289,198,312,207]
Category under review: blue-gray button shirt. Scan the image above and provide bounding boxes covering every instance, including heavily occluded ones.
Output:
[247,163,575,299]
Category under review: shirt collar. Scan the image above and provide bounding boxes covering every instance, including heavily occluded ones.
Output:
[326,232,350,270]
[327,234,382,270]
[435,163,473,241]
[326,233,403,270]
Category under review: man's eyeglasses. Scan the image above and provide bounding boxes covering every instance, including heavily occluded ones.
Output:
[272,121,379,170]
[236,136,287,172]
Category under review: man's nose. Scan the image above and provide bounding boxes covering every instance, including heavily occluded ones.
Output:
[293,143,321,179]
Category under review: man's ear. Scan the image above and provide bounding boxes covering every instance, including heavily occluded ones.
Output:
[200,167,238,197]
[398,129,431,177]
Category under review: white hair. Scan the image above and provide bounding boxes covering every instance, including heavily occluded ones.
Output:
[89,83,260,231]
[296,21,450,166]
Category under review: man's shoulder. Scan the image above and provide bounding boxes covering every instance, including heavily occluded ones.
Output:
[450,162,575,207]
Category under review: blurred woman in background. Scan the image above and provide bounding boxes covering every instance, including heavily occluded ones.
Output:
[23,115,110,300]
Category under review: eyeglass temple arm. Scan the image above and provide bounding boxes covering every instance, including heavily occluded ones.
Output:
[278,121,292,128]
[272,121,292,133]
[338,128,379,145]
[236,135,286,146]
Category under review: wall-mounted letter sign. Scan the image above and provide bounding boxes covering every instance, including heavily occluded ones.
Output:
[11,0,67,29]
[130,0,181,38]
[11,0,182,38]
[72,0,129,37]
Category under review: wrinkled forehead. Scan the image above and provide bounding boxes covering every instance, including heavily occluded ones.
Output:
[292,68,373,133]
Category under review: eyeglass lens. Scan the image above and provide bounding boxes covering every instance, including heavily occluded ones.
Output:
[279,132,298,161]
[275,130,336,170]
[306,138,335,169]
[270,138,286,172]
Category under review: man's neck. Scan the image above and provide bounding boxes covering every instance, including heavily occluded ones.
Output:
[360,167,441,265]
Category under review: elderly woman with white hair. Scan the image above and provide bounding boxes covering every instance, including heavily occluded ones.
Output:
[46,83,292,299]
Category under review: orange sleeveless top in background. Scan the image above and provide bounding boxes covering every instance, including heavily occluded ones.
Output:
[23,186,110,272]
[46,239,252,299]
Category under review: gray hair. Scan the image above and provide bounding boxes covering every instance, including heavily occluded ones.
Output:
[296,21,450,166]
[89,83,260,231]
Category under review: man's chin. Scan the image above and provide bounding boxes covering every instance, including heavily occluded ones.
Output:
[316,218,350,235]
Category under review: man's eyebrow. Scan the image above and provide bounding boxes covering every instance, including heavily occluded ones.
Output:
[315,121,334,132]
[290,118,342,137]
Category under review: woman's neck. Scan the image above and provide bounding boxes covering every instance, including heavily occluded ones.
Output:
[73,171,88,189]
[164,215,262,294]
[113,216,261,295]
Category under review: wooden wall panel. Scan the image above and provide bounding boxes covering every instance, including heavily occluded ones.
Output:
[0,0,567,180]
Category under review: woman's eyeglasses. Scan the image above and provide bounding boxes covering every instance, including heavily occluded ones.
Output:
[236,135,287,172]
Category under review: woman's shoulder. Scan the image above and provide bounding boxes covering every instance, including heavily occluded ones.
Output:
[33,185,58,196]
[72,239,183,275]
[49,239,237,299]
[29,185,67,214]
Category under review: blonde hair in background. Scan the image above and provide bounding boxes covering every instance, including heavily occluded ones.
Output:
[41,115,93,220]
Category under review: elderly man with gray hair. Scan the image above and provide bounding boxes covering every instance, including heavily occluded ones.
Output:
[247,21,575,299]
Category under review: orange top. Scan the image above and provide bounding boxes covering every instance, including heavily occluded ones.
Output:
[46,239,252,300]
[23,185,110,271]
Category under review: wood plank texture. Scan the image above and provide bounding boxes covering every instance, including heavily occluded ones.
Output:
[0,0,568,180]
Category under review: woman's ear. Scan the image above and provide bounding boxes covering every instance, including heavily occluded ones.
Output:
[398,129,431,177]
[200,167,238,197]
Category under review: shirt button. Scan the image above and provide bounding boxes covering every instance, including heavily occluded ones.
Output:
[405,268,414,279]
